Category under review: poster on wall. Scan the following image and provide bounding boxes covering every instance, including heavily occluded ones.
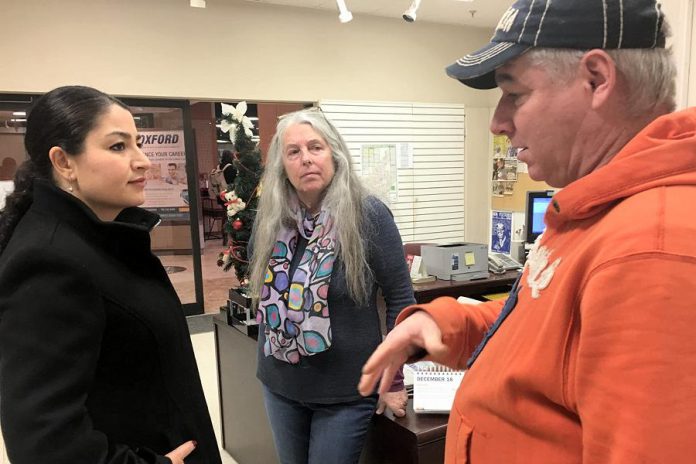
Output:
[491,210,512,254]
[397,143,413,169]
[140,130,189,221]
[361,144,399,202]
[492,134,511,159]
[502,159,518,181]
[492,134,519,196]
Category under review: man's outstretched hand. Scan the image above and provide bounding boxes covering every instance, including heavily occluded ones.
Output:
[358,311,447,397]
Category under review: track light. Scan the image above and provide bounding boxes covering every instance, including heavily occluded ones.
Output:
[403,0,422,22]
[335,0,353,23]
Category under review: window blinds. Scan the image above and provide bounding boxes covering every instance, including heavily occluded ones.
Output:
[319,100,466,244]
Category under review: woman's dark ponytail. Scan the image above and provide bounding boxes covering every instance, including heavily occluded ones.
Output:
[0,161,41,252]
[0,86,127,254]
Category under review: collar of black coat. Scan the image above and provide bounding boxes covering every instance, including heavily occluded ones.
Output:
[32,179,161,234]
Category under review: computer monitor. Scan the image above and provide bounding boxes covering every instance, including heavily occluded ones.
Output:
[525,190,554,244]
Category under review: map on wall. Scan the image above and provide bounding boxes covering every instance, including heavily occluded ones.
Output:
[361,144,399,202]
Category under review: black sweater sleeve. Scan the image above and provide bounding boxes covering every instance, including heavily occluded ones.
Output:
[364,196,416,331]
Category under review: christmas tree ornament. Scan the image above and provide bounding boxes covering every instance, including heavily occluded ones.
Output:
[232,219,243,230]
[223,190,246,215]
[220,101,255,139]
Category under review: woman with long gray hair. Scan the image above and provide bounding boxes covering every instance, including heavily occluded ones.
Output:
[248,108,414,464]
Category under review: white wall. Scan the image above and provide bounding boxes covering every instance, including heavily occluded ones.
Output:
[661,0,695,108]
[687,1,696,106]
[0,0,496,106]
[464,107,493,244]
[2,0,692,247]
[0,0,498,243]
[321,101,472,244]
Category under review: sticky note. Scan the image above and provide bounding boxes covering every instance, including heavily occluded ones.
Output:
[465,252,475,266]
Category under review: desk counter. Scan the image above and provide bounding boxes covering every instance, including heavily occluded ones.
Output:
[215,272,520,463]
[360,400,448,464]
[412,270,520,303]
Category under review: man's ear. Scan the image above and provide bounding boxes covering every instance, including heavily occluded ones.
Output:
[48,146,74,183]
[580,50,617,110]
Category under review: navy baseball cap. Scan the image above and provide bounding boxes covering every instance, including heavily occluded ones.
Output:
[447,0,667,89]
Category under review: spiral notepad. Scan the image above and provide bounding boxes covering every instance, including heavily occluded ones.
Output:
[408,361,466,414]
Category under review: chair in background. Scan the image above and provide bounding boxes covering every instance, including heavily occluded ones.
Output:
[202,197,226,241]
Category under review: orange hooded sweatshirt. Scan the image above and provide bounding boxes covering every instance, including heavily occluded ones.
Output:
[398,107,696,463]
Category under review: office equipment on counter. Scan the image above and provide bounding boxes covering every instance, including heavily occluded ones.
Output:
[525,190,555,244]
[488,252,523,273]
[226,288,258,337]
[421,243,488,281]
[411,269,519,304]
[510,239,527,264]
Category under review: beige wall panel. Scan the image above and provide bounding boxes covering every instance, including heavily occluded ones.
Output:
[0,0,496,106]
[661,0,695,109]
[689,1,696,106]
[464,107,492,244]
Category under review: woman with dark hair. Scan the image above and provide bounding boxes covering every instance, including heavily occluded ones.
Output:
[0,86,221,464]
[210,149,237,245]
[219,150,237,192]
[210,150,237,205]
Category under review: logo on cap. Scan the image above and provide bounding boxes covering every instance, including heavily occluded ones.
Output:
[496,7,520,34]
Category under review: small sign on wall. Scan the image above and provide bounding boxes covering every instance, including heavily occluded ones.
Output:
[491,210,512,254]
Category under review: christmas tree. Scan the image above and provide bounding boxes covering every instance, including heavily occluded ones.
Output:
[216,102,263,287]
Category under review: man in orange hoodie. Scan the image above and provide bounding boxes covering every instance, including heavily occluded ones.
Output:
[359,0,696,462]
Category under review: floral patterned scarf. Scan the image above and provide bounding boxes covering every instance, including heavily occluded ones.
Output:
[256,206,336,364]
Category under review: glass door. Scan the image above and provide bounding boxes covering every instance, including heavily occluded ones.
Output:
[0,93,204,316]
[0,94,33,205]
[122,98,204,316]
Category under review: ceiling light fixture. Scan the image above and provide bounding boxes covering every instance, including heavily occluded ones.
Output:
[190,0,206,8]
[336,0,353,23]
[403,0,422,23]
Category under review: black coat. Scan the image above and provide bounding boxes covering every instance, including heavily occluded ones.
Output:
[0,181,221,464]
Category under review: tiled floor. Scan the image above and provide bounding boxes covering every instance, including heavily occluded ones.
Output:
[159,239,240,314]
[191,325,240,464]
[163,239,241,462]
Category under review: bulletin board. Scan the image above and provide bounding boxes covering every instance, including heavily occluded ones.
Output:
[491,172,551,212]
